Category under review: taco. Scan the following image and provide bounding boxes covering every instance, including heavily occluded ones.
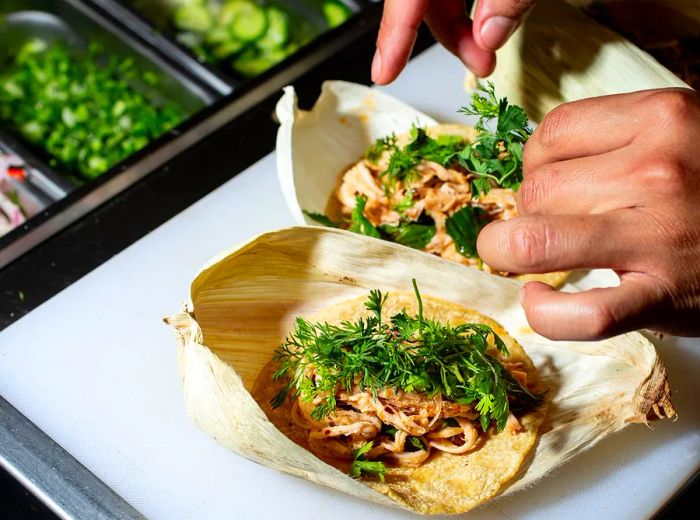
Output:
[282,82,568,287]
[253,282,548,514]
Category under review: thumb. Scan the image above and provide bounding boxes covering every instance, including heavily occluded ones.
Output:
[519,276,662,341]
[473,0,537,51]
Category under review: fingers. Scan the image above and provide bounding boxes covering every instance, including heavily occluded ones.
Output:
[372,0,429,85]
[425,0,495,77]
[523,92,652,172]
[520,275,663,340]
[472,0,537,51]
[516,148,644,215]
[476,211,642,274]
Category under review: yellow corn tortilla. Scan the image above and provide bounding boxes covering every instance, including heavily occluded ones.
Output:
[253,292,549,514]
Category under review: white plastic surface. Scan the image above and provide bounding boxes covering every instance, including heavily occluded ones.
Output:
[1,45,699,519]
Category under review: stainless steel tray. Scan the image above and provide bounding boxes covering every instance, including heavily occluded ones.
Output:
[0,0,218,190]
[0,0,223,261]
[0,0,380,269]
[100,0,365,82]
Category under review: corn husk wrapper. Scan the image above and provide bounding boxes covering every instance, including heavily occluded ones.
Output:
[276,80,438,225]
[483,0,690,122]
[165,227,674,513]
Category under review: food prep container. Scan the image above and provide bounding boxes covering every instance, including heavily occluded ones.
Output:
[0,0,223,264]
[99,0,365,82]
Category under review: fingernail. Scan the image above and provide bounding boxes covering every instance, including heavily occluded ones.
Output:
[371,48,382,83]
[519,286,526,306]
[480,16,517,51]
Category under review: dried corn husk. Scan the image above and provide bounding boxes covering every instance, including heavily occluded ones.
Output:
[483,0,690,122]
[165,226,674,514]
[276,80,437,225]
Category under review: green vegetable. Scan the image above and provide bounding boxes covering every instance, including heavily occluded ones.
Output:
[271,280,539,433]
[142,0,327,77]
[228,1,268,42]
[322,0,352,29]
[303,210,340,228]
[458,81,531,196]
[445,206,489,259]
[365,133,397,163]
[378,219,435,250]
[211,39,245,59]
[349,442,386,481]
[0,41,184,180]
[174,4,213,32]
[347,195,380,238]
[257,6,290,49]
[379,126,466,186]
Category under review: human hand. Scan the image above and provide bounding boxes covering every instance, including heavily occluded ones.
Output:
[371,0,536,84]
[476,88,700,340]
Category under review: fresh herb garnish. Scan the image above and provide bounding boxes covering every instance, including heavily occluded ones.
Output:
[407,436,425,452]
[445,206,489,259]
[365,133,398,163]
[378,218,435,250]
[348,195,381,238]
[349,442,386,481]
[457,81,531,196]
[302,210,340,228]
[391,190,416,214]
[381,126,465,186]
[271,280,538,433]
[346,195,435,250]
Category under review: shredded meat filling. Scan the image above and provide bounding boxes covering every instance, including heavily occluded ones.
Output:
[334,153,518,274]
[293,365,530,468]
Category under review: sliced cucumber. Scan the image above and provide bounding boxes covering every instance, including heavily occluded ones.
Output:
[227,2,268,43]
[322,0,352,29]
[219,1,248,25]
[174,4,213,32]
[204,26,231,46]
[257,6,289,50]
[211,39,245,59]
[233,46,292,76]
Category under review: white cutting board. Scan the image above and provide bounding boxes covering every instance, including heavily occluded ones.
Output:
[1,45,699,520]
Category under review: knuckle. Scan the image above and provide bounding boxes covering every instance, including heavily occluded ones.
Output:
[639,157,686,196]
[536,104,573,149]
[518,166,557,213]
[506,219,550,269]
[645,89,695,124]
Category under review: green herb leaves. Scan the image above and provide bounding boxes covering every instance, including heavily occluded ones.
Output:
[348,195,381,238]
[307,195,436,251]
[302,210,339,228]
[458,82,531,196]
[349,442,386,481]
[445,206,489,258]
[380,126,465,186]
[271,282,538,434]
[0,40,184,180]
[378,219,435,250]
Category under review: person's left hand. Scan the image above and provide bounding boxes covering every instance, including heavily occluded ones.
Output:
[476,88,700,340]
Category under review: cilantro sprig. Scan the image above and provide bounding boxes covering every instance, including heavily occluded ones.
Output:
[305,195,435,251]
[271,280,539,433]
[349,442,386,481]
[458,81,532,196]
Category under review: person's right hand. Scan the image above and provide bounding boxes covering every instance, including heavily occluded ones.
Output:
[372,0,537,85]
